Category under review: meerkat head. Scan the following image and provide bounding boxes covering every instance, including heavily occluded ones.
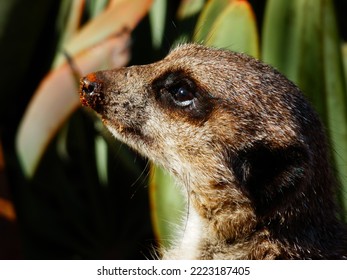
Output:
[80,44,334,241]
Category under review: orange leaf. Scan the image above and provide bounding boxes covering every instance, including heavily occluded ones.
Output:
[0,198,16,222]
[16,0,153,177]
[16,33,130,177]
[55,0,153,67]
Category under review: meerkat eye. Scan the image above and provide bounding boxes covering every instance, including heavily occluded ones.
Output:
[169,86,195,107]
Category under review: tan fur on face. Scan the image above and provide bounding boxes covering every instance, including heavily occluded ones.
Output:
[80,44,347,259]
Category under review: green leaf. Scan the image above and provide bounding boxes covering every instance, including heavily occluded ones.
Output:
[204,0,259,58]
[193,0,230,43]
[149,0,167,49]
[172,0,205,47]
[342,43,347,90]
[322,2,347,212]
[87,0,109,18]
[95,134,108,187]
[262,0,326,116]
[262,0,294,74]
[177,0,206,20]
[262,0,347,213]
[149,165,185,249]
[52,0,85,69]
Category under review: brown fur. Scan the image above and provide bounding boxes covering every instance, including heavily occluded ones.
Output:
[79,43,347,259]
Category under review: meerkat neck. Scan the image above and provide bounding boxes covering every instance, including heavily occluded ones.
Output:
[162,206,204,260]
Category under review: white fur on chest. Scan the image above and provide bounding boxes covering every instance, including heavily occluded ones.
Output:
[162,206,204,259]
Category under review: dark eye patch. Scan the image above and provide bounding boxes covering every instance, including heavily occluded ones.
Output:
[152,70,216,123]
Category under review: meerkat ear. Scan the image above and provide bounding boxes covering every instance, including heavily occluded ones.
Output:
[230,143,307,214]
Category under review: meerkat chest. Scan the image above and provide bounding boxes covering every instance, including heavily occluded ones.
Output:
[162,207,204,260]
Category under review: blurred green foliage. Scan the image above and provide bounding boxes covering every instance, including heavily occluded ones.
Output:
[0,0,346,259]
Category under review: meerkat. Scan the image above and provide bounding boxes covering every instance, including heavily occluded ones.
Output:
[79,43,347,259]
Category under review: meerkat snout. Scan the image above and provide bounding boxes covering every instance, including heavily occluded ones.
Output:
[80,74,105,112]
[79,43,347,259]
[80,77,98,97]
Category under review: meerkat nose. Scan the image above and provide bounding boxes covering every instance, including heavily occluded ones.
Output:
[79,73,104,111]
[80,76,99,96]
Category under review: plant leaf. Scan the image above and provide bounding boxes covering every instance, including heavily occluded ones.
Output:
[64,0,152,55]
[262,0,326,116]
[342,43,347,90]
[15,0,153,178]
[16,34,130,178]
[0,198,16,222]
[149,0,167,49]
[52,0,85,69]
[193,0,231,43]
[172,0,205,47]
[149,165,185,249]
[204,0,259,58]
[95,135,108,187]
[322,1,347,212]
[177,0,206,20]
[262,0,347,212]
[261,0,294,74]
[54,0,153,67]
